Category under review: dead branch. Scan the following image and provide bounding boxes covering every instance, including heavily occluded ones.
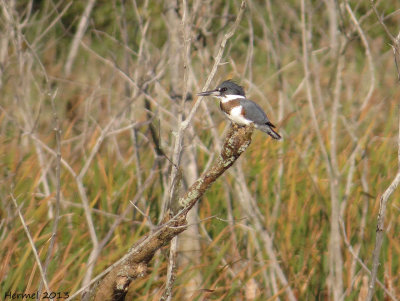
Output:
[11,194,50,293]
[75,124,254,301]
[64,0,96,77]
[366,106,400,300]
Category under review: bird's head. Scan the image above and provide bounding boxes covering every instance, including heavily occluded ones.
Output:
[198,80,245,99]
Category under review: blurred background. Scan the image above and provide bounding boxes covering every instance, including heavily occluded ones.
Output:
[1,0,399,300]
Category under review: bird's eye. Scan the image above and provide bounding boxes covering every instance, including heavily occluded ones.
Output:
[221,87,227,92]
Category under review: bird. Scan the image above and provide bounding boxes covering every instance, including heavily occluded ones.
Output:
[198,80,281,139]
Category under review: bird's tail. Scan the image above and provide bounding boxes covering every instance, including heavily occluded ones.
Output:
[258,124,282,140]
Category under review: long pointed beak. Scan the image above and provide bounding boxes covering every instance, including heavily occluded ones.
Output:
[197,89,220,97]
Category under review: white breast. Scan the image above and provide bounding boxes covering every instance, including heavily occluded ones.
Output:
[227,106,252,125]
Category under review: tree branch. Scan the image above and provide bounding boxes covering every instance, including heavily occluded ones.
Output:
[75,124,254,301]
[366,106,400,300]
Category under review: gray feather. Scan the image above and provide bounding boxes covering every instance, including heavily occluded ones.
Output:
[240,99,281,140]
[256,124,282,140]
[240,99,270,124]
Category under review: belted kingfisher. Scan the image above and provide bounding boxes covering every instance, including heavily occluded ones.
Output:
[198,80,281,139]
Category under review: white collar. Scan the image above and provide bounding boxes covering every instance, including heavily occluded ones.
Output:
[219,94,245,103]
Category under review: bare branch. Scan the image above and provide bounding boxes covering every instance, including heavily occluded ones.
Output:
[366,106,400,300]
[370,1,400,80]
[160,236,178,301]
[181,0,246,131]
[370,0,396,43]
[39,90,62,297]
[11,194,50,293]
[340,220,398,300]
[74,124,255,301]
[64,0,96,76]
[300,0,342,298]
[345,1,375,112]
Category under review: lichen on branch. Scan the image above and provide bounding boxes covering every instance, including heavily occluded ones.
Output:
[91,124,254,301]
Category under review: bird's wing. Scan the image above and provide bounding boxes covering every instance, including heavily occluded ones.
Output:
[240,99,270,125]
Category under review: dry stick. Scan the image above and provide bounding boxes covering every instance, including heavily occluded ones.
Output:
[300,1,343,299]
[31,2,72,48]
[161,0,192,298]
[232,173,297,301]
[37,91,62,297]
[243,24,286,300]
[80,41,174,120]
[78,123,121,294]
[29,134,77,177]
[261,6,290,295]
[80,118,148,293]
[129,1,151,211]
[211,5,293,296]
[55,199,136,221]
[81,124,254,301]
[4,4,58,295]
[366,107,400,300]
[181,0,246,132]
[370,1,400,80]
[243,12,254,82]
[345,2,375,112]
[66,125,252,301]
[97,163,158,251]
[29,119,149,179]
[31,140,53,218]
[64,0,96,77]
[339,119,375,217]
[11,194,50,293]
[65,151,211,300]
[300,0,334,190]
[199,220,241,280]
[77,116,152,279]
[366,6,400,298]
[346,152,371,296]
[370,0,396,42]
[160,0,188,229]
[3,0,54,220]
[265,0,285,234]
[160,2,245,297]
[161,235,178,301]
[25,101,98,267]
[340,221,398,301]
[165,0,246,204]
[29,120,152,295]
[339,114,373,296]
[330,53,344,181]
[66,212,190,301]
[183,1,245,288]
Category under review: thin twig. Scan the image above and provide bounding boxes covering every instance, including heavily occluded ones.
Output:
[370,1,400,80]
[161,0,191,297]
[370,0,396,42]
[366,106,400,300]
[66,208,192,301]
[300,0,342,298]
[345,1,375,112]
[66,124,254,300]
[340,220,398,300]
[11,194,50,293]
[38,90,61,297]
[64,0,96,76]
[161,236,178,301]
[181,0,246,131]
